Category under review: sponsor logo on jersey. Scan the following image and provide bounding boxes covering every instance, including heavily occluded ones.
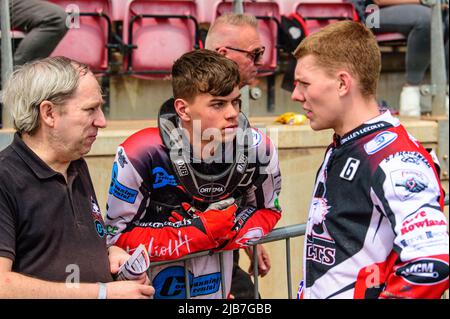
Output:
[117,148,128,168]
[90,197,105,237]
[391,169,429,201]
[105,224,119,236]
[153,266,221,298]
[364,131,398,155]
[138,219,193,229]
[400,230,447,248]
[341,122,386,145]
[306,242,336,266]
[175,159,189,177]
[109,162,138,204]
[384,151,432,168]
[251,128,263,148]
[198,183,226,196]
[236,153,248,174]
[152,167,177,189]
[234,207,257,229]
[308,198,334,242]
[400,216,447,235]
[306,198,336,265]
[395,258,449,285]
[235,227,264,247]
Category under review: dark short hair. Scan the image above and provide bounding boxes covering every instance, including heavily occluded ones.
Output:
[172,49,240,101]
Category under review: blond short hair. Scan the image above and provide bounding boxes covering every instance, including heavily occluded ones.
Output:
[294,21,381,97]
[205,13,258,49]
[3,56,90,135]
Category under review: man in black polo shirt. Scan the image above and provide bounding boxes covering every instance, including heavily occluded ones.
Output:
[0,57,154,299]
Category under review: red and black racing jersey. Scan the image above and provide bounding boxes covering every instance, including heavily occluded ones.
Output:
[105,126,281,299]
[301,111,449,299]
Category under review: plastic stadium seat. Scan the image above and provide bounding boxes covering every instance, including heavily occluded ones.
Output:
[294,1,358,35]
[196,0,222,23]
[272,0,298,15]
[111,0,132,21]
[48,0,113,73]
[123,0,200,79]
[375,32,407,45]
[214,0,281,76]
[294,1,406,47]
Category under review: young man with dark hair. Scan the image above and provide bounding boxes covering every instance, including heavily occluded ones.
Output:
[105,49,282,299]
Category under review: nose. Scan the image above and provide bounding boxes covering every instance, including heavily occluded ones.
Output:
[224,101,240,120]
[254,58,263,67]
[291,86,305,103]
[94,107,107,128]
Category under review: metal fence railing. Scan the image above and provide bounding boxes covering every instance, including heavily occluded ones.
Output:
[149,194,449,299]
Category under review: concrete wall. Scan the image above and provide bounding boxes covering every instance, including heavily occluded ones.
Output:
[106,60,431,121]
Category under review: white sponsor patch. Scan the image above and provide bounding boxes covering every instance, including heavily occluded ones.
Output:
[364,131,398,155]
[391,169,429,201]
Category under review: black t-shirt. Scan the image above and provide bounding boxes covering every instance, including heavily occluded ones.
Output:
[0,133,112,283]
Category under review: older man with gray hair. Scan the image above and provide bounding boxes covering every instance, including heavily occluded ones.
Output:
[0,56,154,299]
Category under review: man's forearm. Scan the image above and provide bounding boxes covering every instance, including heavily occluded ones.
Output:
[0,271,100,298]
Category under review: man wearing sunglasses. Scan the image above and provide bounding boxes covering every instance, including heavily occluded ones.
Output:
[205,13,271,299]
[206,13,265,88]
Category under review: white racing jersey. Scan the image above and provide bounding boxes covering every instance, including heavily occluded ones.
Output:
[301,111,449,299]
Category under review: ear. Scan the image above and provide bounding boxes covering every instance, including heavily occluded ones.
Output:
[174,98,191,122]
[336,71,352,97]
[216,47,227,57]
[39,100,58,128]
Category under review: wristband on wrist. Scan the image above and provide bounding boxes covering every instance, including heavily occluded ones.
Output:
[97,282,107,299]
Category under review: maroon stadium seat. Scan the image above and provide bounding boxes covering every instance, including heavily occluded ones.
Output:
[294,1,359,35]
[123,0,200,79]
[48,0,113,74]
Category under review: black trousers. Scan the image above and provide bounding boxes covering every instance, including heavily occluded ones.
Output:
[8,0,68,65]
[230,250,261,299]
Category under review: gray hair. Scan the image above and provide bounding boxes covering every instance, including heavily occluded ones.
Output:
[205,13,258,49]
[2,56,90,135]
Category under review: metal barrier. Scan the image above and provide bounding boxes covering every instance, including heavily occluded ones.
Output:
[149,194,449,299]
[421,0,448,116]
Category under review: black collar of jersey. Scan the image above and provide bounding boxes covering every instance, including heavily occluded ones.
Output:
[158,98,252,203]
[333,120,393,147]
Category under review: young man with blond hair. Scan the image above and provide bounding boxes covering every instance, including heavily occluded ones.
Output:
[292,21,448,299]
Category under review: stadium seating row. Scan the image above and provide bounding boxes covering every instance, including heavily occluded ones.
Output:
[47,0,282,78]
[9,0,404,79]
